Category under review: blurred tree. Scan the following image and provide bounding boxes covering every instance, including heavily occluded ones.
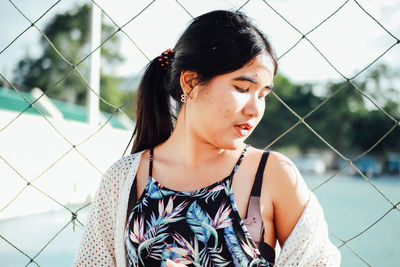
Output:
[248,74,326,153]
[349,63,400,157]
[100,74,136,117]
[248,63,399,158]
[361,63,400,109]
[13,3,133,114]
[350,108,400,156]
[310,81,365,155]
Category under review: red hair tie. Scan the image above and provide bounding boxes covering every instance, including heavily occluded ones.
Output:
[157,48,174,71]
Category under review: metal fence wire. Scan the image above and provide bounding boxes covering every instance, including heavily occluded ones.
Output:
[0,0,399,266]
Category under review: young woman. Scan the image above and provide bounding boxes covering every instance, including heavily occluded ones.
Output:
[74,10,341,267]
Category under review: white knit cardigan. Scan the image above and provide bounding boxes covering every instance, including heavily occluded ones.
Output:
[73,151,341,266]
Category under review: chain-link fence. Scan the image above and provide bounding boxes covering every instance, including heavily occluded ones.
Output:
[0,0,399,266]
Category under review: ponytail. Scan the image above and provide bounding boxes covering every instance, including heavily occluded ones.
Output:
[130,56,174,154]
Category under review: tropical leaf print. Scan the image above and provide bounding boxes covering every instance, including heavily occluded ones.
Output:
[224,225,250,266]
[130,177,151,212]
[181,187,208,196]
[146,241,165,261]
[240,239,266,267]
[171,179,226,199]
[202,184,225,203]
[132,196,148,212]
[126,145,275,266]
[211,200,232,229]
[167,232,234,267]
[249,258,269,267]
[128,196,189,265]
[240,235,272,267]
[159,196,189,219]
[145,211,169,239]
[241,237,257,258]
[147,179,164,199]
[224,178,233,196]
[129,216,146,244]
[138,233,168,265]
[186,201,218,247]
[164,242,193,265]
[198,243,232,267]
[160,242,184,267]
[145,197,188,239]
[125,239,138,267]
[171,232,196,259]
[147,178,177,198]
[159,237,203,267]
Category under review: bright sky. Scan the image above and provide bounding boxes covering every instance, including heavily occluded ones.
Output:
[0,0,399,86]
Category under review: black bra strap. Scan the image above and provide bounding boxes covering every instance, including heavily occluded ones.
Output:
[251,150,270,197]
[149,147,154,177]
[243,149,271,250]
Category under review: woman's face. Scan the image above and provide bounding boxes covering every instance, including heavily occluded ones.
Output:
[186,52,275,150]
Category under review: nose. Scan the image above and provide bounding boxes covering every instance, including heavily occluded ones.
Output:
[243,95,262,118]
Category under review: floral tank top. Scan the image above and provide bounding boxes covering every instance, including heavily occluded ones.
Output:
[125,145,275,267]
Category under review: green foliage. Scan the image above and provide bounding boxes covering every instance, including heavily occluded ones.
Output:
[248,74,325,152]
[350,109,400,155]
[13,3,127,111]
[248,66,399,157]
[99,74,136,118]
[309,81,364,154]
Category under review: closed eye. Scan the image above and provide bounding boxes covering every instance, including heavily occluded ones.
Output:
[234,86,249,93]
[235,86,272,100]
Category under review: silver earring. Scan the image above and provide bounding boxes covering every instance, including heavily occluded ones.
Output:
[180,93,189,103]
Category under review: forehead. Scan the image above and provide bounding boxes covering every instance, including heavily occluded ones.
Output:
[204,53,275,90]
[235,53,275,78]
[225,53,275,84]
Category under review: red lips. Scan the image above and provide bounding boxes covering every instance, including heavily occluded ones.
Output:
[235,122,253,131]
[234,122,254,137]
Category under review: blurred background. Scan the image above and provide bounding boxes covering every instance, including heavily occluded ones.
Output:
[0,0,399,266]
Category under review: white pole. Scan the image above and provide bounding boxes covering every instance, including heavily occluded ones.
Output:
[88,2,101,126]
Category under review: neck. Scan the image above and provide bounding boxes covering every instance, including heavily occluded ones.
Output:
[155,109,245,169]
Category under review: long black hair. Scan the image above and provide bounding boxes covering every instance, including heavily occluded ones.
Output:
[130,9,278,154]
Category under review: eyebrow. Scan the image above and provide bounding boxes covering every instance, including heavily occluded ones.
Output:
[233,76,274,90]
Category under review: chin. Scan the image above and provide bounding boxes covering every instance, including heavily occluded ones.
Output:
[220,139,245,151]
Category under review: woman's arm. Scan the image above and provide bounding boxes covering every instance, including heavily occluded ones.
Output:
[265,151,311,246]
[262,151,341,266]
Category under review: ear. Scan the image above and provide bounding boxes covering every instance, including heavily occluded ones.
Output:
[179,70,199,97]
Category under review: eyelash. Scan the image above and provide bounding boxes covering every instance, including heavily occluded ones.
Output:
[234,86,268,99]
[235,86,248,93]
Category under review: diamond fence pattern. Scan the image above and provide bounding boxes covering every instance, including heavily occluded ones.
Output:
[0,0,399,266]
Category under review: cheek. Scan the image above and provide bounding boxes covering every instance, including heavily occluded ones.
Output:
[220,99,233,119]
[202,87,232,118]
[196,85,239,129]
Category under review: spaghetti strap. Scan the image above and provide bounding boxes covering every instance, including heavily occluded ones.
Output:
[229,144,250,177]
[149,147,154,177]
[149,144,249,179]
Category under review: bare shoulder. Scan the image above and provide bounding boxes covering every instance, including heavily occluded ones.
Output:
[261,150,311,246]
[262,151,310,200]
